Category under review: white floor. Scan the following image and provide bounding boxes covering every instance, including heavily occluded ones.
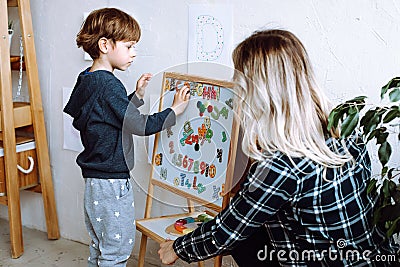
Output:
[0,218,237,267]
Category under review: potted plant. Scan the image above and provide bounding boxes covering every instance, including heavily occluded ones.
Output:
[8,20,14,49]
[328,77,400,240]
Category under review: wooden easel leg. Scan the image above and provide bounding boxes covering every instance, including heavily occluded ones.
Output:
[137,235,148,267]
[40,174,60,239]
[17,0,60,241]
[0,0,23,259]
[8,185,23,258]
[214,255,222,267]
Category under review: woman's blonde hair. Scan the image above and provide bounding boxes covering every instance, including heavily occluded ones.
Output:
[232,29,352,167]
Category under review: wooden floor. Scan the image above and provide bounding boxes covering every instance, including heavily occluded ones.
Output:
[0,218,237,267]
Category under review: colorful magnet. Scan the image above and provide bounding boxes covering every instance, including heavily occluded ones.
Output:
[193,176,198,189]
[205,128,213,143]
[221,132,227,142]
[193,161,199,173]
[167,127,173,138]
[204,117,211,129]
[194,143,200,151]
[219,183,225,197]
[188,158,194,171]
[220,107,229,119]
[160,167,167,180]
[164,79,171,91]
[185,179,191,188]
[183,121,193,134]
[225,98,233,109]
[172,153,184,167]
[209,164,216,178]
[169,141,175,154]
[180,173,186,186]
[217,148,223,163]
[211,106,220,120]
[198,124,207,139]
[155,153,162,166]
[197,101,206,116]
[197,183,206,194]
[212,185,220,200]
[182,155,188,168]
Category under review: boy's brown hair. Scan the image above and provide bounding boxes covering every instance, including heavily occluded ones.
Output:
[76,8,141,59]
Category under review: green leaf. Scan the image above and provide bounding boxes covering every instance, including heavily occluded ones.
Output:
[381,77,400,99]
[345,95,367,103]
[340,112,359,138]
[367,179,378,194]
[363,112,381,134]
[382,108,400,123]
[348,106,358,114]
[378,141,392,167]
[387,168,394,179]
[389,88,400,102]
[382,179,391,199]
[385,217,400,238]
[327,105,347,132]
[381,166,389,177]
[376,129,388,144]
[327,109,339,131]
[389,180,397,194]
[373,207,382,225]
[366,128,377,142]
[360,109,376,128]
[393,186,400,203]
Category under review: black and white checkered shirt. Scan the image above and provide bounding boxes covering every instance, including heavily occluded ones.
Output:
[173,136,399,266]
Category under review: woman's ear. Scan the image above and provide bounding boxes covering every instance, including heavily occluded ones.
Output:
[98,37,109,54]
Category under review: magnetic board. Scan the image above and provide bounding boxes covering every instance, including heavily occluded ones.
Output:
[152,72,238,209]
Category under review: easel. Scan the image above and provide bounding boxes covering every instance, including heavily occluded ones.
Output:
[0,0,59,258]
[136,72,239,267]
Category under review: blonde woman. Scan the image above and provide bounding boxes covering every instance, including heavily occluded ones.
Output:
[158,30,398,266]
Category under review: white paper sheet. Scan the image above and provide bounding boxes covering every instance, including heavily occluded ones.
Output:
[188,4,233,67]
[63,87,83,152]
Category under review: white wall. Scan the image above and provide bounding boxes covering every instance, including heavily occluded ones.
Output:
[2,0,400,263]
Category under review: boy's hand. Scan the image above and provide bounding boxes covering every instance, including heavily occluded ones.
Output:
[158,240,179,265]
[135,73,152,99]
[171,86,190,116]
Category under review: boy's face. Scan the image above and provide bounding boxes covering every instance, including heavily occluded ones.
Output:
[108,40,137,71]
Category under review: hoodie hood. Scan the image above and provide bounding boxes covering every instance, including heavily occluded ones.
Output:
[63,68,113,131]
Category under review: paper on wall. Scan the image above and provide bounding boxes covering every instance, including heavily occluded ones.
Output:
[188,4,233,67]
[63,87,83,152]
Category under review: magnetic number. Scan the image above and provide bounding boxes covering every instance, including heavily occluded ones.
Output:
[209,164,216,178]
[182,155,188,168]
[172,153,183,167]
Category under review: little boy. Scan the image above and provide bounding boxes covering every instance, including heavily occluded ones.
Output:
[63,8,189,267]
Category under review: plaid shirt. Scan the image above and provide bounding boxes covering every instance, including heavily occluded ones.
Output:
[173,136,399,266]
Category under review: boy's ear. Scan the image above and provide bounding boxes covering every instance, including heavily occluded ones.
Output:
[98,37,109,54]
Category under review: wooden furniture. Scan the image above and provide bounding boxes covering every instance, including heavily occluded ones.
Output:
[0,0,59,258]
[136,72,239,267]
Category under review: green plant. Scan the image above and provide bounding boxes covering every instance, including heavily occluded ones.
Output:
[328,77,400,238]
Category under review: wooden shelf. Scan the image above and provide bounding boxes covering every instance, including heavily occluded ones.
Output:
[8,0,18,7]
[2,0,60,258]
[10,56,25,71]
[0,102,32,131]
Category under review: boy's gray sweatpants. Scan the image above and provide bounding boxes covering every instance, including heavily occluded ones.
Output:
[84,178,135,267]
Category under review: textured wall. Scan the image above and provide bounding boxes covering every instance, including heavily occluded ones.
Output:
[1,0,399,264]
